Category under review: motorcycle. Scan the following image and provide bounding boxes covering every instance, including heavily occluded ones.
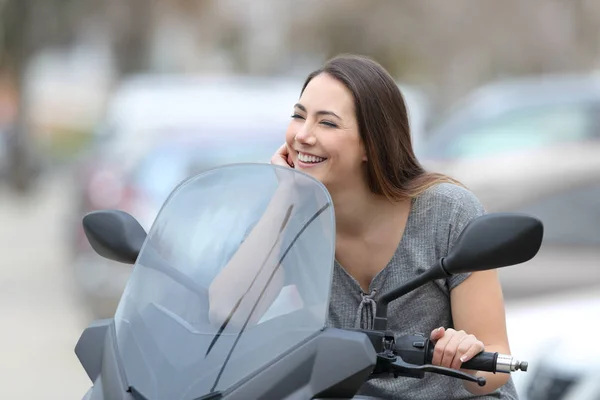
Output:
[75,163,543,400]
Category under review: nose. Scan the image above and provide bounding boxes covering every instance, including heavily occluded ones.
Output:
[295,124,317,146]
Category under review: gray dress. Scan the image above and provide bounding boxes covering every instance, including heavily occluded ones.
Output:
[327,183,519,399]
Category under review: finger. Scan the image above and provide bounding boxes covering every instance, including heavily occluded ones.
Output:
[451,336,473,370]
[440,330,465,369]
[430,326,445,342]
[271,144,292,167]
[459,340,485,364]
[431,328,452,366]
[270,154,289,167]
[285,145,295,167]
[278,143,289,156]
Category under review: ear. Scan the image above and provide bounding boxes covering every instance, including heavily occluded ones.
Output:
[361,143,368,162]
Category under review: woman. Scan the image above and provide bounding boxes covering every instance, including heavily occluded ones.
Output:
[210,54,518,399]
[274,54,517,399]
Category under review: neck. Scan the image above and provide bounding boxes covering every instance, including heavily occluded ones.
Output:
[330,182,395,237]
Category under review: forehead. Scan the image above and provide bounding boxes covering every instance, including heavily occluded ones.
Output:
[299,73,355,115]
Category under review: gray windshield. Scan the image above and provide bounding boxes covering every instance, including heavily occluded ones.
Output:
[113,163,335,400]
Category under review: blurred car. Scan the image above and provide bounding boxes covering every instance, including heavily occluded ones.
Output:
[505,285,600,400]
[419,72,600,161]
[82,75,429,172]
[418,73,600,299]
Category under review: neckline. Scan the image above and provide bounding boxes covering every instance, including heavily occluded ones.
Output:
[334,195,418,294]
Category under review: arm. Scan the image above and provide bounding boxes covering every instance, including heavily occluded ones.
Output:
[429,185,512,394]
[208,180,295,327]
[451,270,512,395]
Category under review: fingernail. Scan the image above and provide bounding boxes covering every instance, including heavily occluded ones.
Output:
[437,327,444,332]
[460,356,467,362]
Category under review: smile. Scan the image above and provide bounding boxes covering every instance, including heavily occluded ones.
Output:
[297,151,327,165]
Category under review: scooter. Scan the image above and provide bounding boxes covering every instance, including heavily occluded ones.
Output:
[75,163,542,400]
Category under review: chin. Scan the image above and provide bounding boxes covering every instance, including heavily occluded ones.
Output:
[297,167,324,182]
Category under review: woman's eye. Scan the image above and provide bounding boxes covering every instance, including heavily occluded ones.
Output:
[291,113,305,120]
[320,121,337,128]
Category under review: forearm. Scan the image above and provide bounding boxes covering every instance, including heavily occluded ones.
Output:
[462,344,511,395]
[208,182,294,323]
[209,266,286,327]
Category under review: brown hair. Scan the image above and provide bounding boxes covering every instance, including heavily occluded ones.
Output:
[301,54,462,202]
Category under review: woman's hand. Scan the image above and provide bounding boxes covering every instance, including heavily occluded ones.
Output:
[429,327,485,371]
[271,143,294,168]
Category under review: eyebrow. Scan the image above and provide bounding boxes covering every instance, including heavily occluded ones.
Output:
[294,103,341,120]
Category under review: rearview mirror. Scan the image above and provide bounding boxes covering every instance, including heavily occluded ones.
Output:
[82,210,147,264]
[442,212,543,274]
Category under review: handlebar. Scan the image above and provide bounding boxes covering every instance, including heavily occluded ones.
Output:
[394,333,528,374]
[362,329,529,386]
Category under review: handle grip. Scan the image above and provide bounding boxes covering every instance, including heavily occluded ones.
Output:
[425,343,498,373]
[426,342,527,373]
[392,334,527,374]
[460,351,499,373]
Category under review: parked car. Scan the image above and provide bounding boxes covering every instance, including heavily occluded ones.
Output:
[418,73,600,300]
[419,72,600,161]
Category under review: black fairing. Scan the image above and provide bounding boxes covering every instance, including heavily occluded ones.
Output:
[78,326,378,399]
[82,209,147,264]
[442,212,543,274]
[224,328,377,400]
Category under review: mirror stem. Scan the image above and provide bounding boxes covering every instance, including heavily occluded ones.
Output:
[373,259,448,331]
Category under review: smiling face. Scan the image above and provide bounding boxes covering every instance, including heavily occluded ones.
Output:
[285,73,367,191]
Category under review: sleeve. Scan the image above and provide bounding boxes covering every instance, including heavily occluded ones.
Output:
[446,188,487,291]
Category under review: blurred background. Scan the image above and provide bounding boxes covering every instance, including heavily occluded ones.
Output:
[1,1,599,399]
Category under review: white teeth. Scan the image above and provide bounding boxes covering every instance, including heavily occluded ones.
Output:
[298,152,325,163]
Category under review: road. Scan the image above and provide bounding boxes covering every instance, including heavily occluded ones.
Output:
[0,171,92,399]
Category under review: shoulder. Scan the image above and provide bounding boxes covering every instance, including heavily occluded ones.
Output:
[418,182,486,222]
[415,184,487,289]
[420,182,483,208]
[414,182,486,257]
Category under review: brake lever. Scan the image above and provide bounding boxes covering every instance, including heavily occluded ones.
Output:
[390,356,487,387]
